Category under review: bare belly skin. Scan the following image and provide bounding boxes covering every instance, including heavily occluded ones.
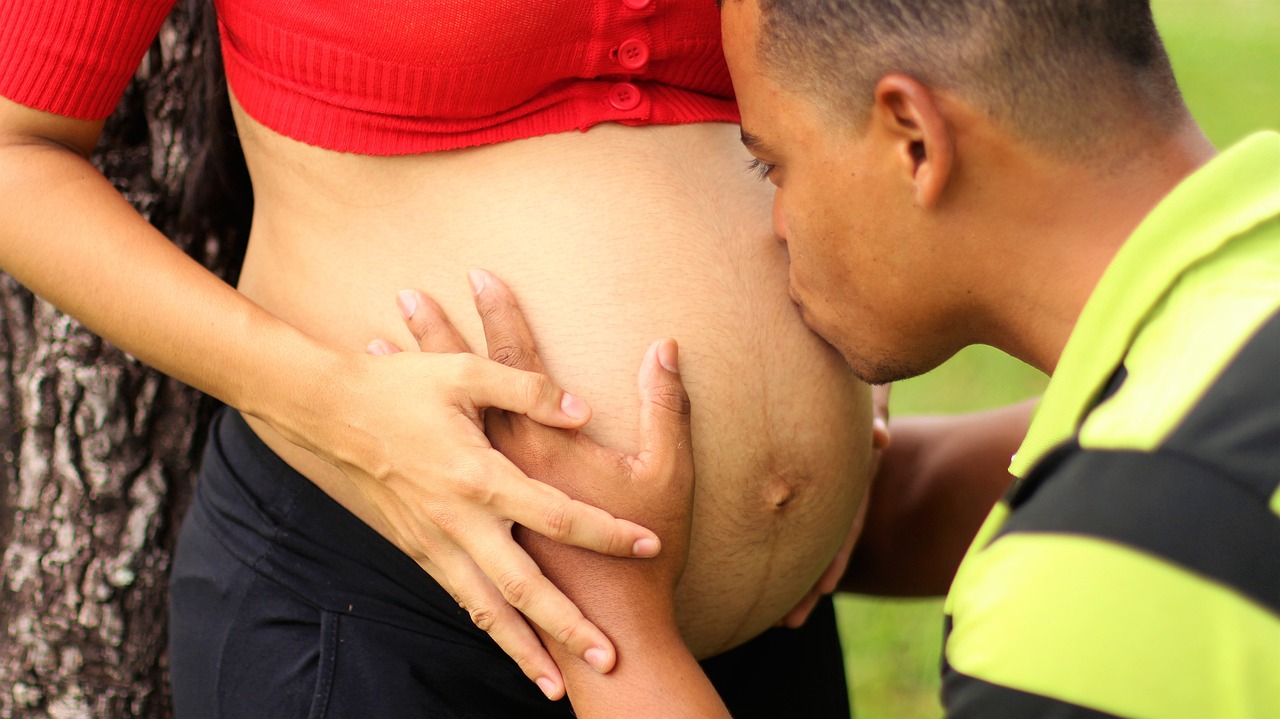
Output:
[232,104,873,657]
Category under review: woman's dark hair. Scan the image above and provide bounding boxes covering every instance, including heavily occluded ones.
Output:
[177,0,252,283]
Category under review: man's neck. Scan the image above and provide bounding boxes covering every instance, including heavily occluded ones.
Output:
[982,122,1218,375]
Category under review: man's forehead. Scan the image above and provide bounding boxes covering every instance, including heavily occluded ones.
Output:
[724,3,796,159]
[718,0,760,50]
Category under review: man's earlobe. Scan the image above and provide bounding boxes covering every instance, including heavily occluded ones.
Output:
[873,74,953,209]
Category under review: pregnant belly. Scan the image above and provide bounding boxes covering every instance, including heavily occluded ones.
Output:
[234,119,874,657]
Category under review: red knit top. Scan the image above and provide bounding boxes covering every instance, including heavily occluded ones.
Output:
[0,0,739,154]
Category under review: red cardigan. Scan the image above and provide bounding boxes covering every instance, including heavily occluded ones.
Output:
[0,0,739,154]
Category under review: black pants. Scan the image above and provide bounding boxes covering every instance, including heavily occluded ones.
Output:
[169,408,850,718]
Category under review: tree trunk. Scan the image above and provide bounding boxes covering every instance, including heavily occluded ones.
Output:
[0,6,234,717]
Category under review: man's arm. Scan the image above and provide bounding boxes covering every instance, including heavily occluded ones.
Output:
[843,401,1034,596]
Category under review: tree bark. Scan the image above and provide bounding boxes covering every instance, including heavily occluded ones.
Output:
[0,6,234,717]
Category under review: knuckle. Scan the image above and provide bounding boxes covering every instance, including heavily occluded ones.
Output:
[436,352,471,388]
[491,342,530,369]
[542,500,575,540]
[498,570,534,608]
[454,467,497,506]
[650,384,692,417]
[426,507,465,539]
[602,522,628,556]
[452,353,484,385]
[551,618,585,649]
[519,373,554,408]
[509,650,539,678]
[469,604,498,633]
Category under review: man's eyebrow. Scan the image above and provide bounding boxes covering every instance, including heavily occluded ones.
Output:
[739,129,777,155]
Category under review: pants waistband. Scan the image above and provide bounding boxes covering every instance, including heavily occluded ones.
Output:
[191,406,490,646]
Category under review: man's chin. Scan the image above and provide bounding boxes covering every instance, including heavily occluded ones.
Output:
[840,355,911,386]
[792,305,937,383]
[833,341,940,386]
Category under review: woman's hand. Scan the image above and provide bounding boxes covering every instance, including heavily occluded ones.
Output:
[348,275,674,700]
[360,269,696,701]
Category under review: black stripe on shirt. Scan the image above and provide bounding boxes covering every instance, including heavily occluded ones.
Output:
[943,665,1123,719]
[1164,307,1280,504]
[995,448,1280,617]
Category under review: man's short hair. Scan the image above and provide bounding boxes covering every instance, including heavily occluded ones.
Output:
[752,0,1187,156]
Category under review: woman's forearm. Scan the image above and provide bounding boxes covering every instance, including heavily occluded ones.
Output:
[0,101,664,695]
[0,123,339,445]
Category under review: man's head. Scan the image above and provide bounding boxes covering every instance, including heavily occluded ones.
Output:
[721,0,1196,383]
[748,0,1184,155]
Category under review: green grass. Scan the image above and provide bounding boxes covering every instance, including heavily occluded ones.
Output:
[836,2,1280,717]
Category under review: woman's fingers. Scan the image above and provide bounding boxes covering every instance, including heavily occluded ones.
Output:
[369,280,656,678]
[466,269,592,425]
[368,289,468,356]
[427,547,567,700]
[386,283,591,428]
[457,531,618,676]
[483,452,660,558]
[457,356,591,427]
[398,290,470,354]
[366,339,400,355]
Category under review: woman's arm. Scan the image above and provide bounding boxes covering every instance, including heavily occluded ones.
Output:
[0,96,661,696]
[841,401,1034,596]
[386,273,733,717]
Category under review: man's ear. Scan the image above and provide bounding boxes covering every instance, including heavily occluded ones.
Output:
[871,74,953,209]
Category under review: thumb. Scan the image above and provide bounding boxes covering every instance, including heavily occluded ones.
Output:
[636,339,694,478]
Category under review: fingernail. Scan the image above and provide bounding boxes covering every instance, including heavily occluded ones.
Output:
[468,269,487,296]
[584,647,610,673]
[657,340,679,373]
[367,341,389,356]
[560,392,588,420]
[535,677,558,700]
[397,290,417,319]
[632,537,660,557]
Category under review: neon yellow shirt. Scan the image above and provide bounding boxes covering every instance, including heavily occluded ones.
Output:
[943,132,1280,718]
